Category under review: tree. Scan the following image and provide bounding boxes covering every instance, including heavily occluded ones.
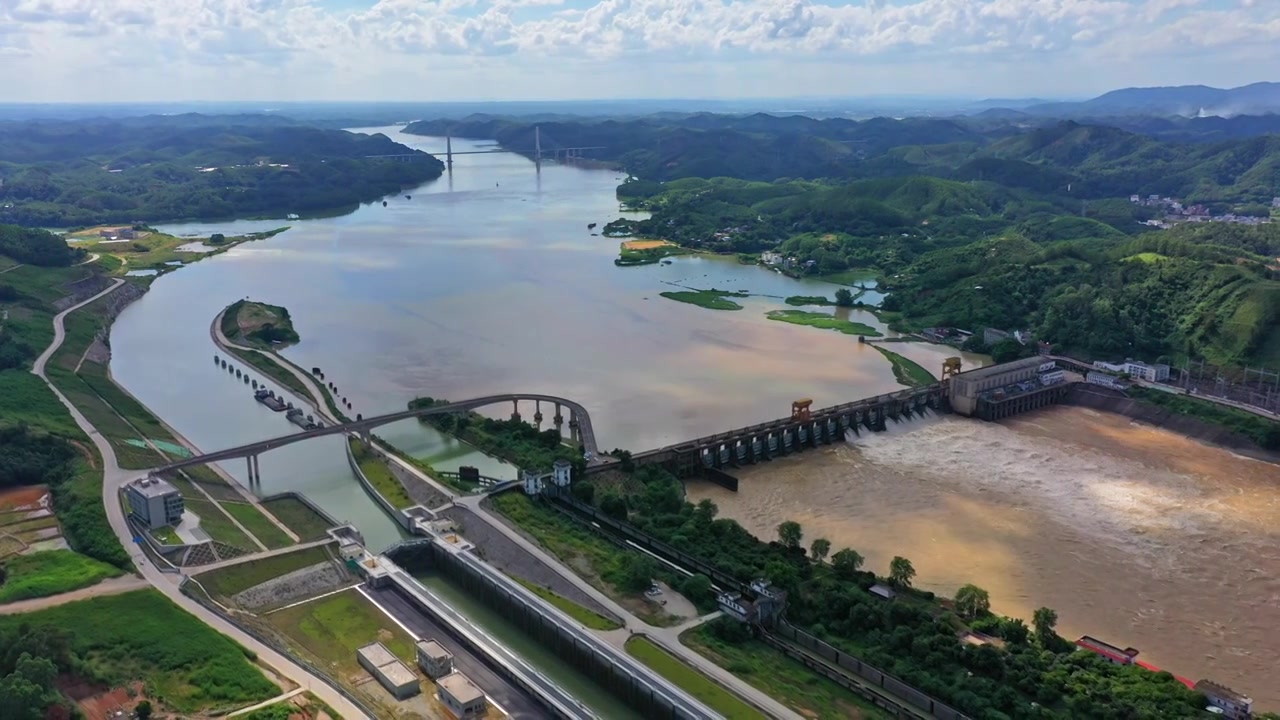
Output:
[776,520,803,549]
[1032,606,1059,647]
[831,548,864,579]
[834,288,854,307]
[208,232,226,244]
[619,555,657,593]
[810,537,831,564]
[570,481,595,504]
[999,617,1030,645]
[953,584,991,619]
[888,556,916,589]
[680,574,713,604]
[599,492,627,520]
[135,700,153,720]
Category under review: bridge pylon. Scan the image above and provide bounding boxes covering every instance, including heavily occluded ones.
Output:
[445,134,453,170]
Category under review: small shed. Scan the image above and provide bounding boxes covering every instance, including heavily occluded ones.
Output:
[416,639,454,679]
[357,642,420,700]
[437,672,487,719]
[869,583,897,601]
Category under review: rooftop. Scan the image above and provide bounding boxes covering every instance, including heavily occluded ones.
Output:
[955,356,1043,382]
[1075,635,1138,663]
[437,672,485,705]
[416,639,451,660]
[357,642,399,668]
[128,476,180,498]
[1194,679,1252,705]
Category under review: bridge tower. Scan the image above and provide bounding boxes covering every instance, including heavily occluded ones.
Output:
[791,398,813,422]
[534,125,542,169]
[941,357,963,382]
[445,134,453,170]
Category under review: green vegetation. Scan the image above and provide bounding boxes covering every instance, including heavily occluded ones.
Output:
[262,497,334,541]
[766,310,882,336]
[185,498,257,550]
[625,636,768,720]
[0,590,278,716]
[223,299,301,349]
[348,438,416,510]
[224,344,311,399]
[194,544,336,601]
[0,549,124,603]
[1127,386,1280,450]
[569,465,1212,719]
[266,588,416,675]
[684,620,889,719]
[511,576,622,630]
[784,295,834,306]
[409,397,584,474]
[488,493,677,625]
[659,288,749,310]
[242,694,343,720]
[0,117,444,226]
[220,501,294,550]
[615,239,694,266]
[871,346,937,387]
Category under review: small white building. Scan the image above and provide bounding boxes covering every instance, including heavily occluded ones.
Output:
[761,251,783,266]
[1039,369,1066,386]
[1124,361,1170,382]
[1087,372,1125,390]
[357,642,419,700]
[124,477,184,530]
[521,459,572,496]
[416,639,453,679]
[437,672,487,719]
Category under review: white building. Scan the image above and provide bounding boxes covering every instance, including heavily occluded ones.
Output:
[1039,369,1066,386]
[437,672,487,719]
[416,640,453,679]
[357,642,419,700]
[760,251,783,266]
[124,477,184,529]
[1124,361,1170,382]
[521,459,573,496]
[1194,679,1253,720]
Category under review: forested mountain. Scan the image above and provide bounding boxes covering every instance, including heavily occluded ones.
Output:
[1017,82,1280,118]
[619,176,1280,368]
[409,114,1280,205]
[0,117,444,226]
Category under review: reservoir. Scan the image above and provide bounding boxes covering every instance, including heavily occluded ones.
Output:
[108,127,1279,705]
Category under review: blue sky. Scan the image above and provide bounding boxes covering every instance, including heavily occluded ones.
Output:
[0,0,1276,102]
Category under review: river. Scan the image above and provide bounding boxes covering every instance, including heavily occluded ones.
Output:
[688,407,1280,706]
[107,127,1277,706]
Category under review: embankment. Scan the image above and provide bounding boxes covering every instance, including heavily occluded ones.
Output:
[1063,384,1280,463]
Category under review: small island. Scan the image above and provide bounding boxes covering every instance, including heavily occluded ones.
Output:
[221,299,300,350]
[659,288,749,311]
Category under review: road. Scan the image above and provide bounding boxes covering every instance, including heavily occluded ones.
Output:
[31,279,371,720]
[453,495,803,720]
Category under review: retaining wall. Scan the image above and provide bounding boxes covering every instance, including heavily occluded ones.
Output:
[344,440,413,531]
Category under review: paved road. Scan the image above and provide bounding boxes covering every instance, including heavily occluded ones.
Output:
[0,575,149,615]
[454,495,802,720]
[32,280,371,720]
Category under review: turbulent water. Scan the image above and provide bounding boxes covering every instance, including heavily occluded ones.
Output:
[688,406,1280,706]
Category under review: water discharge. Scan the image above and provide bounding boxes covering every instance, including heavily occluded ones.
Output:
[688,406,1280,706]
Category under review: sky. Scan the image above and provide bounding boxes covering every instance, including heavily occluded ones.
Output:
[0,0,1277,102]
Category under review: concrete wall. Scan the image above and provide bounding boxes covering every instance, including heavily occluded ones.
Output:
[345,439,413,531]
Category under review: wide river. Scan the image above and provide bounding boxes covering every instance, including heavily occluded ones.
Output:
[110,127,1277,705]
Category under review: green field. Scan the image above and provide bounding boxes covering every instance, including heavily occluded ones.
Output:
[784,295,834,306]
[266,588,416,677]
[0,589,278,713]
[0,549,124,603]
[659,288,749,310]
[766,309,883,337]
[185,497,258,550]
[262,497,334,541]
[221,501,295,550]
[194,544,336,600]
[0,371,86,438]
[512,576,622,630]
[819,270,879,286]
[625,636,768,720]
[871,345,937,387]
[683,624,889,719]
[349,438,416,509]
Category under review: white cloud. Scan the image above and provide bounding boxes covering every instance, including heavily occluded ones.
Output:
[0,0,1277,100]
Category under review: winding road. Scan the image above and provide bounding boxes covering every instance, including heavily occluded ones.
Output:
[31,280,371,720]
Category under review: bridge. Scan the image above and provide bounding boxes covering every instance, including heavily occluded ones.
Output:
[152,394,597,485]
[368,126,604,170]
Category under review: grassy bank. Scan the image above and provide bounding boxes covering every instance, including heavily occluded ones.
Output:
[659,288,748,310]
[512,576,622,630]
[871,345,937,387]
[784,295,835,306]
[0,549,124,603]
[625,636,768,720]
[184,497,258,550]
[349,438,416,509]
[410,397,580,474]
[0,589,278,714]
[488,493,678,625]
[263,497,335,541]
[766,309,882,337]
[1127,386,1280,450]
[266,588,416,675]
[615,240,693,266]
[224,344,311,399]
[221,501,294,549]
[194,544,336,601]
[683,623,889,719]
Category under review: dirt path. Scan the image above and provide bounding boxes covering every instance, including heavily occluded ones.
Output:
[0,575,149,614]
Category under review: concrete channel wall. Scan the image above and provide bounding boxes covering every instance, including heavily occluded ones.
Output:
[345,439,414,531]
[384,542,719,720]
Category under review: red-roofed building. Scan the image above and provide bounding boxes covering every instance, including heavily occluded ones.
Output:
[1075,635,1139,665]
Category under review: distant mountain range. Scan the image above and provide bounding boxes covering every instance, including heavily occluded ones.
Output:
[978,83,1280,119]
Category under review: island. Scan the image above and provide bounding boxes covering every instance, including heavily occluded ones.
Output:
[221,299,301,350]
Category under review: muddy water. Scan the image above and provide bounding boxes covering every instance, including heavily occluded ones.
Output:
[688,406,1280,705]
